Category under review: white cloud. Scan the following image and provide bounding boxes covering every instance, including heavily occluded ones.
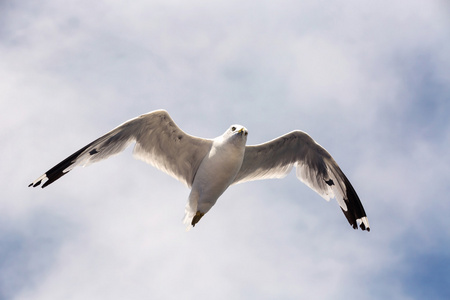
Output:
[1,0,450,299]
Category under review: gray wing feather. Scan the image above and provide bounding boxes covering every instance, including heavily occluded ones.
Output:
[233,131,370,231]
[233,131,331,190]
[29,110,212,188]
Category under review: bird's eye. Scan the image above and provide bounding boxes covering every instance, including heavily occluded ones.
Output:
[231,126,236,131]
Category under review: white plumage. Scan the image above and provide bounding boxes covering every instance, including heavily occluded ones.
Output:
[29,109,370,231]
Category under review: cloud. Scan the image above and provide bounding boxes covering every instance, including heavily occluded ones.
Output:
[1,0,450,299]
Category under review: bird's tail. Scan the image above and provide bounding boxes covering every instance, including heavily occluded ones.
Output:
[183,191,198,231]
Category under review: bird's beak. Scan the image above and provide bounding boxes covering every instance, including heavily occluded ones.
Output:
[238,128,248,136]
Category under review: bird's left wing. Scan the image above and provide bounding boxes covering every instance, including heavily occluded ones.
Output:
[29,110,212,188]
[232,131,370,231]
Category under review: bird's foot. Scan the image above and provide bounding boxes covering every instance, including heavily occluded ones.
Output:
[191,211,205,227]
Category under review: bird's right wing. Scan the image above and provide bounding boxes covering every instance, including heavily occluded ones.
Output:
[233,130,369,231]
[29,110,212,188]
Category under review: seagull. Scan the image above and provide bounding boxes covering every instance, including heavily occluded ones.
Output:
[29,109,370,231]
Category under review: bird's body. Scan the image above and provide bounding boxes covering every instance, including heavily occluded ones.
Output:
[186,126,247,226]
[29,110,370,231]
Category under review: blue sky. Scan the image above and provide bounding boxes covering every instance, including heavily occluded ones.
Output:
[1,0,449,299]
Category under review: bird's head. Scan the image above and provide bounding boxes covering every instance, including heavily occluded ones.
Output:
[222,124,248,146]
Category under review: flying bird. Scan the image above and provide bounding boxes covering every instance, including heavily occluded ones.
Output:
[29,110,370,231]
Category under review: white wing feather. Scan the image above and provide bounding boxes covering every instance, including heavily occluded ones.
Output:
[29,110,212,188]
[233,131,369,231]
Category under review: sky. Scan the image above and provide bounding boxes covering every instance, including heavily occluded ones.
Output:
[1,0,450,299]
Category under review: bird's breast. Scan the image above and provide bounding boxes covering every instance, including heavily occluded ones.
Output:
[191,143,245,198]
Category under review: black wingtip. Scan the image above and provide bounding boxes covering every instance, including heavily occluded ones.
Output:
[348,218,370,231]
[29,179,42,188]
[29,143,93,189]
[340,174,370,232]
[360,222,367,231]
